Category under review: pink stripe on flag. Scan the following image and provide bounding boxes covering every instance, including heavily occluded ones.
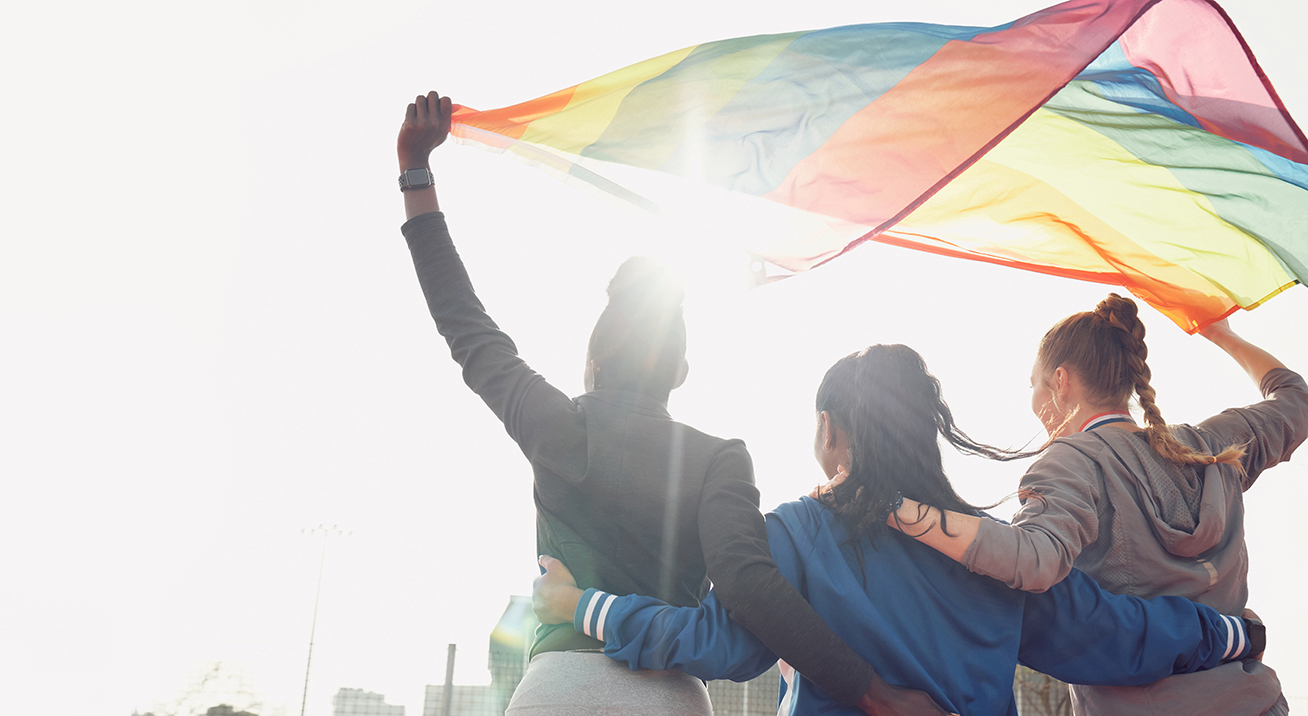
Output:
[1119,0,1308,163]
[761,0,1155,229]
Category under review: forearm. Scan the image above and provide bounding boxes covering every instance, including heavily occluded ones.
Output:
[944,449,1099,592]
[400,154,440,220]
[889,500,1077,593]
[1020,569,1261,684]
[574,589,776,682]
[401,213,511,375]
[1201,324,1287,386]
[887,499,979,564]
[715,560,874,703]
[401,213,576,454]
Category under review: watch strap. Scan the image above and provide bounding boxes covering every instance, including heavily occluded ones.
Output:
[399,167,435,192]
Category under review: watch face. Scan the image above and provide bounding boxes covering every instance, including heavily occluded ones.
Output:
[404,168,432,187]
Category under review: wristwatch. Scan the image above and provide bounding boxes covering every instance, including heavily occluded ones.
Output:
[399,167,435,192]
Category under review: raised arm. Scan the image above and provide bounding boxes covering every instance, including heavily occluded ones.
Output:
[1018,567,1263,684]
[397,92,585,469]
[1198,318,1287,386]
[1195,318,1308,487]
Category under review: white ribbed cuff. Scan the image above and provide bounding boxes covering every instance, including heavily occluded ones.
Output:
[575,589,616,642]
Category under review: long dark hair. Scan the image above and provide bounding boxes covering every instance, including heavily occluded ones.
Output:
[1038,293,1244,468]
[815,345,1030,543]
[587,257,687,400]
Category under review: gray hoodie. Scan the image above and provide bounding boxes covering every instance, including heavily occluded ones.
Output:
[963,368,1308,716]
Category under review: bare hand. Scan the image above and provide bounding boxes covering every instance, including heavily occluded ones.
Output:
[533,555,584,625]
[398,91,452,169]
[1198,316,1236,342]
[857,673,957,716]
[810,464,850,500]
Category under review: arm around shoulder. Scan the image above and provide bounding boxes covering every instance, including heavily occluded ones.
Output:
[961,445,1101,593]
[576,587,777,683]
[1019,568,1260,685]
[696,445,878,705]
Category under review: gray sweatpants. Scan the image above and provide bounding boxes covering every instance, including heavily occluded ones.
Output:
[505,651,713,715]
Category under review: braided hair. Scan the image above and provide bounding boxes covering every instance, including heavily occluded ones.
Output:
[815,345,1032,544]
[1037,293,1245,468]
[586,257,687,400]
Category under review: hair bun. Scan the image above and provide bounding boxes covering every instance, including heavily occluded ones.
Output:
[606,256,685,314]
[1094,292,1139,328]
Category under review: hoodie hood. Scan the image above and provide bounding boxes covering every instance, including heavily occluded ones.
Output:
[1091,427,1231,558]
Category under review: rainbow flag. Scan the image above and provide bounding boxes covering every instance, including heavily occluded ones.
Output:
[451,0,1308,332]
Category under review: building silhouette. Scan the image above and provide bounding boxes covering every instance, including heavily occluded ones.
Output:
[424,596,536,716]
[333,687,404,716]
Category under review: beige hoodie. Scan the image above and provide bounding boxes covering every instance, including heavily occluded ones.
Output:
[963,368,1308,716]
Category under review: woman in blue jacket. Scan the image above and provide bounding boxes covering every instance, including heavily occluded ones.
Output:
[533,344,1262,716]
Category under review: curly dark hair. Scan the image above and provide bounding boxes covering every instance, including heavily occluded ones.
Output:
[815,345,1032,544]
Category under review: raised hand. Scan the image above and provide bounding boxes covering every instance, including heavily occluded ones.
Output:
[398,91,453,169]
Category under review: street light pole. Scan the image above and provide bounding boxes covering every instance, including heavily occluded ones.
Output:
[300,524,350,716]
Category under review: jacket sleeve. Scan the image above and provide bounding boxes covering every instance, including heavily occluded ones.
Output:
[1194,368,1308,491]
[402,212,586,474]
[695,444,875,704]
[575,588,778,683]
[1018,568,1255,684]
[961,446,1102,592]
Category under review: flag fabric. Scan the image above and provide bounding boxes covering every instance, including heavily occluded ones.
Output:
[450,0,1308,332]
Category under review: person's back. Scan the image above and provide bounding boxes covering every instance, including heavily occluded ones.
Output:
[1053,425,1251,610]
[394,91,952,714]
[536,345,1262,715]
[755,497,1250,716]
[766,497,1026,715]
[889,298,1307,716]
[530,387,749,653]
[1045,369,1307,714]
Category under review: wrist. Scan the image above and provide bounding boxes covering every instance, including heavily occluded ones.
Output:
[890,497,926,528]
[398,154,431,171]
[559,586,583,623]
[1243,616,1266,658]
[1199,325,1238,345]
[574,588,616,642]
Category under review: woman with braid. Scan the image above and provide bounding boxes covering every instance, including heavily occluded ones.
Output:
[885,294,1308,715]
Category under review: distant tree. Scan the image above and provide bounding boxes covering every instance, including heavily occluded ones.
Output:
[205,706,259,716]
[148,662,264,716]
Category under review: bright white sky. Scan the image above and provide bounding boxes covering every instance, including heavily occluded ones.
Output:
[4,1,1306,714]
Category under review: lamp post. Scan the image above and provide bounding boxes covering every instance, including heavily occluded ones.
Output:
[299,524,350,716]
